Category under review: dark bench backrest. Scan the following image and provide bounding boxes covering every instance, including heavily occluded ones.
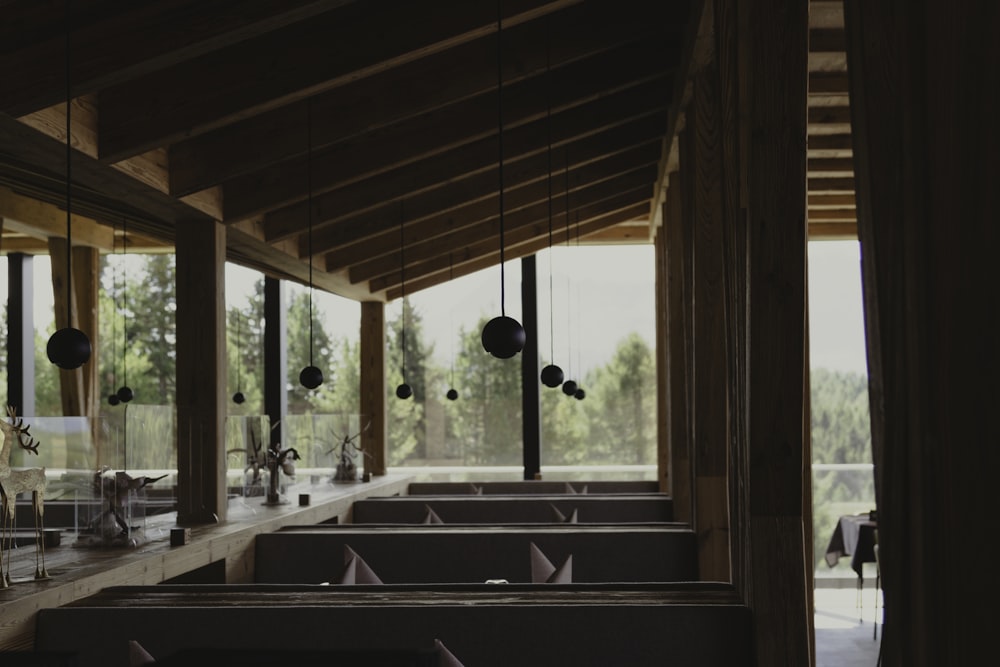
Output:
[407,481,659,495]
[35,584,752,667]
[352,495,673,523]
[254,526,697,584]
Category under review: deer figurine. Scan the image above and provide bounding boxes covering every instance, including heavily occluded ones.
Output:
[1,406,49,585]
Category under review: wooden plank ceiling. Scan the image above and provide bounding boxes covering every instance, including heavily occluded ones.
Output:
[0,0,853,302]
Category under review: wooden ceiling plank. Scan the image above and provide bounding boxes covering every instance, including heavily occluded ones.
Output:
[808,28,845,53]
[807,177,856,192]
[383,203,648,299]
[97,0,583,162]
[807,157,854,176]
[320,142,662,268]
[808,71,849,94]
[807,193,856,208]
[341,163,658,282]
[806,221,857,240]
[807,209,856,221]
[242,79,671,227]
[1,1,358,117]
[168,2,684,196]
[270,113,665,252]
[367,181,653,291]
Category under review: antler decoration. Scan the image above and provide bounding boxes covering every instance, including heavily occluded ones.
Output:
[5,406,41,455]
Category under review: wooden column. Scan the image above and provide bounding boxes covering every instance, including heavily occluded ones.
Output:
[521,255,541,480]
[263,276,287,448]
[745,0,811,663]
[175,219,227,524]
[6,253,35,417]
[845,2,998,663]
[688,60,732,582]
[664,168,692,525]
[713,0,751,604]
[360,300,387,476]
[654,221,670,493]
[48,239,98,422]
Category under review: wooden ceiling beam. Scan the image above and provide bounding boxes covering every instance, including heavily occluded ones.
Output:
[0,186,112,248]
[0,0,356,117]
[809,28,845,53]
[384,203,648,299]
[321,141,662,269]
[340,160,658,281]
[368,179,653,291]
[807,157,854,176]
[808,193,856,208]
[97,0,583,162]
[807,221,857,240]
[258,81,669,237]
[168,1,683,196]
[307,124,664,258]
[808,71,849,94]
[807,209,856,221]
[808,177,856,192]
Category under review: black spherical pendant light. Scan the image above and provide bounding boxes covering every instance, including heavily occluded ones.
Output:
[481,2,525,360]
[107,394,120,406]
[116,385,134,403]
[232,391,246,405]
[562,380,578,397]
[538,30,564,389]
[574,388,586,401]
[446,388,459,401]
[541,364,564,388]
[299,99,324,391]
[395,383,413,400]
[47,5,91,371]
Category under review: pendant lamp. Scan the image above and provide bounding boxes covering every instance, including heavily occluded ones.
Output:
[115,216,133,403]
[299,98,324,390]
[572,215,585,401]
[560,151,578,397]
[395,200,412,400]
[446,284,459,401]
[47,0,92,370]
[539,19,564,389]
[107,220,120,406]
[232,308,246,404]
[481,0,525,359]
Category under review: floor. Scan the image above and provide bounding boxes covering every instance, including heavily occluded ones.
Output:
[814,585,883,667]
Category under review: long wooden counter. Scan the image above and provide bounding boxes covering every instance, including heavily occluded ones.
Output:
[0,474,411,650]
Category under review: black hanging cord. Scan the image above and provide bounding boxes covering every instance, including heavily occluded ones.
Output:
[545,16,555,364]
[64,0,73,328]
[496,0,506,316]
[306,98,315,367]
[236,309,242,392]
[111,219,118,388]
[399,199,407,379]
[121,217,128,388]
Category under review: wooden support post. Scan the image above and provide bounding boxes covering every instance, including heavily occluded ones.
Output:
[175,219,227,524]
[521,255,541,481]
[745,0,811,663]
[713,0,751,603]
[664,170,692,525]
[654,221,670,493]
[689,59,732,583]
[73,245,100,433]
[845,1,999,663]
[6,253,35,417]
[263,276,288,449]
[360,301,387,476]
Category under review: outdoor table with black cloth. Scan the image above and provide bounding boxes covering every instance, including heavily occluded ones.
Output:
[824,513,878,581]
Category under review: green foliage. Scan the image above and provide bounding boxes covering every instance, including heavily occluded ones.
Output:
[226,279,265,416]
[124,254,177,404]
[810,368,875,570]
[286,289,338,414]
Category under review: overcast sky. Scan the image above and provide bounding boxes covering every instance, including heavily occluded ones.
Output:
[4,240,867,377]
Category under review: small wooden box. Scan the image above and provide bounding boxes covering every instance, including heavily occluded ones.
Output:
[170,528,191,546]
